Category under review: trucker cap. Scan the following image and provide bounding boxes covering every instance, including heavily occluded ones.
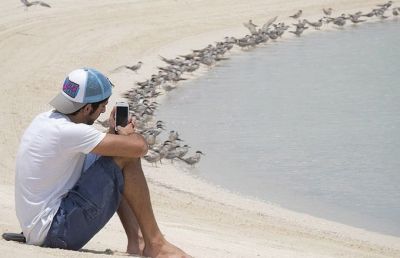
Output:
[49,68,112,114]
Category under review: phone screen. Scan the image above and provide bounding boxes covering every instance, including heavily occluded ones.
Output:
[116,106,129,128]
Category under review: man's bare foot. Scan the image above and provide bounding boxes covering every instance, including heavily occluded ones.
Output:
[143,239,191,258]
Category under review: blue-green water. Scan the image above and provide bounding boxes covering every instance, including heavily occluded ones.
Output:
[156,20,400,236]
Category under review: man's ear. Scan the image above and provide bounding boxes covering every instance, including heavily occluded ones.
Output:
[82,104,92,115]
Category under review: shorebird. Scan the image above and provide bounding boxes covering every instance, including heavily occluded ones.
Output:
[304,19,323,29]
[292,19,307,29]
[261,16,278,32]
[393,7,400,16]
[167,141,181,151]
[154,120,165,127]
[349,14,366,23]
[377,1,392,9]
[144,150,161,167]
[272,23,290,37]
[143,123,164,137]
[21,0,51,8]
[289,26,308,36]
[136,80,150,87]
[144,132,157,146]
[266,30,279,40]
[214,53,229,61]
[248,19,258,27]
[224,36,238,44]
[138,110,154,124]
[176,144,190,158]
[332,17,347,26]
[185,61,200,72]
[323,8,333,16]
[159,56,184,66]
[289,10,302,19]
[236,35,257,48]
[179,53,197,60]
[254,33,269,44]
[125,61,143,72]
[243,20,258,35]
[161,83,177,92]
[164,146,180,163]
[159,142,174,163]
[199,54,216,66]
[362,9,378,17]
[178,151,204,167]
[192,44,213,54]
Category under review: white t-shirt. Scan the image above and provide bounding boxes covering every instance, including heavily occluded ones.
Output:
[15,111,106,245]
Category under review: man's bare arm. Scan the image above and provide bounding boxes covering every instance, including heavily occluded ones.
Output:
[92,133,148,158]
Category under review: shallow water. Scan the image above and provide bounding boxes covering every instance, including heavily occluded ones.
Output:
[156,20,400,236]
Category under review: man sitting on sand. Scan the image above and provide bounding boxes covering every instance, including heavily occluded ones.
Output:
[14,68,189,258]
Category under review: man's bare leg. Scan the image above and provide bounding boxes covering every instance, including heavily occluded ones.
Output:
[117,196,144,255]
[114,157,190,258]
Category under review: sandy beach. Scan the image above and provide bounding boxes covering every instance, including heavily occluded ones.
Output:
[1,0,400,257]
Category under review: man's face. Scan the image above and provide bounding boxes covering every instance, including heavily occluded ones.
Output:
[85,101,108,125]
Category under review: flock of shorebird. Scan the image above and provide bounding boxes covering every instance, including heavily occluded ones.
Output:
[21,0,397,167]
[111,1,398,167]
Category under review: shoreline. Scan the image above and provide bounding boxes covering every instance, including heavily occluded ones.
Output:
[1,0,400,257]
[145,18,400,239]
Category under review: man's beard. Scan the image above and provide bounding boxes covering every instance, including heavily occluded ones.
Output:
[85,116,96,125]
[86,109,97,125]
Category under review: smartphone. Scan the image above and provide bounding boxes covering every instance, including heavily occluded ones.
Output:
[115,102,129,131]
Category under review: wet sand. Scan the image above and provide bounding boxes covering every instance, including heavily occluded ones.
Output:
[1,0,400,257]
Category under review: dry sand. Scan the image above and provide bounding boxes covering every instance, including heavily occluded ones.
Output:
[1,0,400,257]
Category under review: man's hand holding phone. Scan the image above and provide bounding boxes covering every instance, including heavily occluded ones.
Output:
[109,102,135,136]
[116,120,135,136]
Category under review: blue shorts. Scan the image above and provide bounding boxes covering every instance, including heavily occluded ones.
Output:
[43,155,124,250]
